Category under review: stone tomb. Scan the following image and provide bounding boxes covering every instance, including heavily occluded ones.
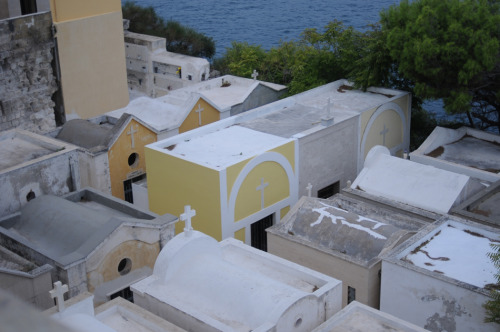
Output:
[381,217,499,332]
[0,129,79,218]
[0,188,177,304]
[267,194,425,308]
[132,226,342,332]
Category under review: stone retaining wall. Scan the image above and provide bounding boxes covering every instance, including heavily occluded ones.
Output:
[0,12,57,133]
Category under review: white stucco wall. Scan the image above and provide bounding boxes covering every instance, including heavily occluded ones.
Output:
[380,260,496,332]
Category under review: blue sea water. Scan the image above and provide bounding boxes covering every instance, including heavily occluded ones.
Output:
[124,0,400,57]
[124,0,458,121]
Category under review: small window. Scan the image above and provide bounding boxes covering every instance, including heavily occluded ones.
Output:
[317,181,340,199]
[118,258,132,276]
[187,75,192,81]
[26,190,36,202]
[347,286,356,304]
[128,153,139,168]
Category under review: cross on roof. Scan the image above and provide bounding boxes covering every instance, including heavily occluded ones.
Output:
[380,124,389,146]
[256,178,269,209]
[306,183,313,197]
[49,281,69,312]
[195,104,204,126]
[251,69,259,81]
[180,205,196,236]
[127,124,138,148]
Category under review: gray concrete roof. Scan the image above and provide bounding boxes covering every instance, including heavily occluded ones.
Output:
[312,301,428,332]
[0,188,177,266]
[8,195,123,266]
[239,81,398,138]
[0,244,37,272]
[426,135,500,173]
[452,180,500,227]
[267,195,425,266]
[0,129,74,172]
[410,126,500,183]
[56,119,112,150]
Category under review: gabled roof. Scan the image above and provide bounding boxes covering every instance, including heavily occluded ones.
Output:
[56,113,156,153]
[0,189,176,267]
[106,93,226,132]
[351,146,471,214]
[268,195,424,266]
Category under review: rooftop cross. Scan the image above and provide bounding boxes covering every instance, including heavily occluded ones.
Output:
[195,104,204,126]
[306,183,313,197]
[327,98,332,118]
[127,124,138,148]
[256,178,269,209]
[180,205,196,236]
[251,69,259,81]
[380,124,389,146]
[49,281,69,312]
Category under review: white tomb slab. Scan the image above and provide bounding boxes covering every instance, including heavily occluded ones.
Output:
[131,230,342,332]
[351,146,471,214]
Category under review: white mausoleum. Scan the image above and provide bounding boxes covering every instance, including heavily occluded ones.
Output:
[131,220,342,332]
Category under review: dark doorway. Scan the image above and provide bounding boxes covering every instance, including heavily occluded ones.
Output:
[123,173,146,204]
[20,0,37,15]
[317,181,340,199]
[110,286,134,303]
[251,214,273,251]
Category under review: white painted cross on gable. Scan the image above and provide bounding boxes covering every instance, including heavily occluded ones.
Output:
[127,124,138,148]
[49,281,69,312]
[380,124,389,146]
[251,69,259,81]
[256,178,269,209]
[180,205,196,236]
[306,183,313,197]
[195,104,204,126]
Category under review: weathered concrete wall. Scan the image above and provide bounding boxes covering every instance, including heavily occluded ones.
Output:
[298,116,359,198]
[381,260,496,332]
[230,84,287,116]
[0,149,79,218]
[267,232,379,309]
[0,12,57,133]
[0,244,54,309]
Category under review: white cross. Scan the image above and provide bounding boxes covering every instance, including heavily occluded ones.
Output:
[195,104,204,126]
[251,69,259,81]
[49,281,68,312]
[127,124,138,148]
[326,98,332,118]
[380,124,389,146]
[180,205,196,236]
[256,178,269,209]
[306,183,313,197]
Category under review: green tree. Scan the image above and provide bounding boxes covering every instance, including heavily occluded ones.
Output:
[122,1,215,59]
[484,243,500,324]
[378,0,500,131]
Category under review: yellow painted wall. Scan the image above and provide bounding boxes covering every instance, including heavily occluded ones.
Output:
[360,94,410,159]
[226,142,295,197]
[227,141,295,222]
[50,0,121,22]
[234,162,290,221]
[55,10,129,120]
[87,240,159,295]
[179,98,221,133]
[146,147,222,240]
[108,119,157,200]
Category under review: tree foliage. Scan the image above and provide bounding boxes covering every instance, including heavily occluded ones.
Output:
[484,243,500,325]
[122,1,215,59]
[379,0,500,130]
